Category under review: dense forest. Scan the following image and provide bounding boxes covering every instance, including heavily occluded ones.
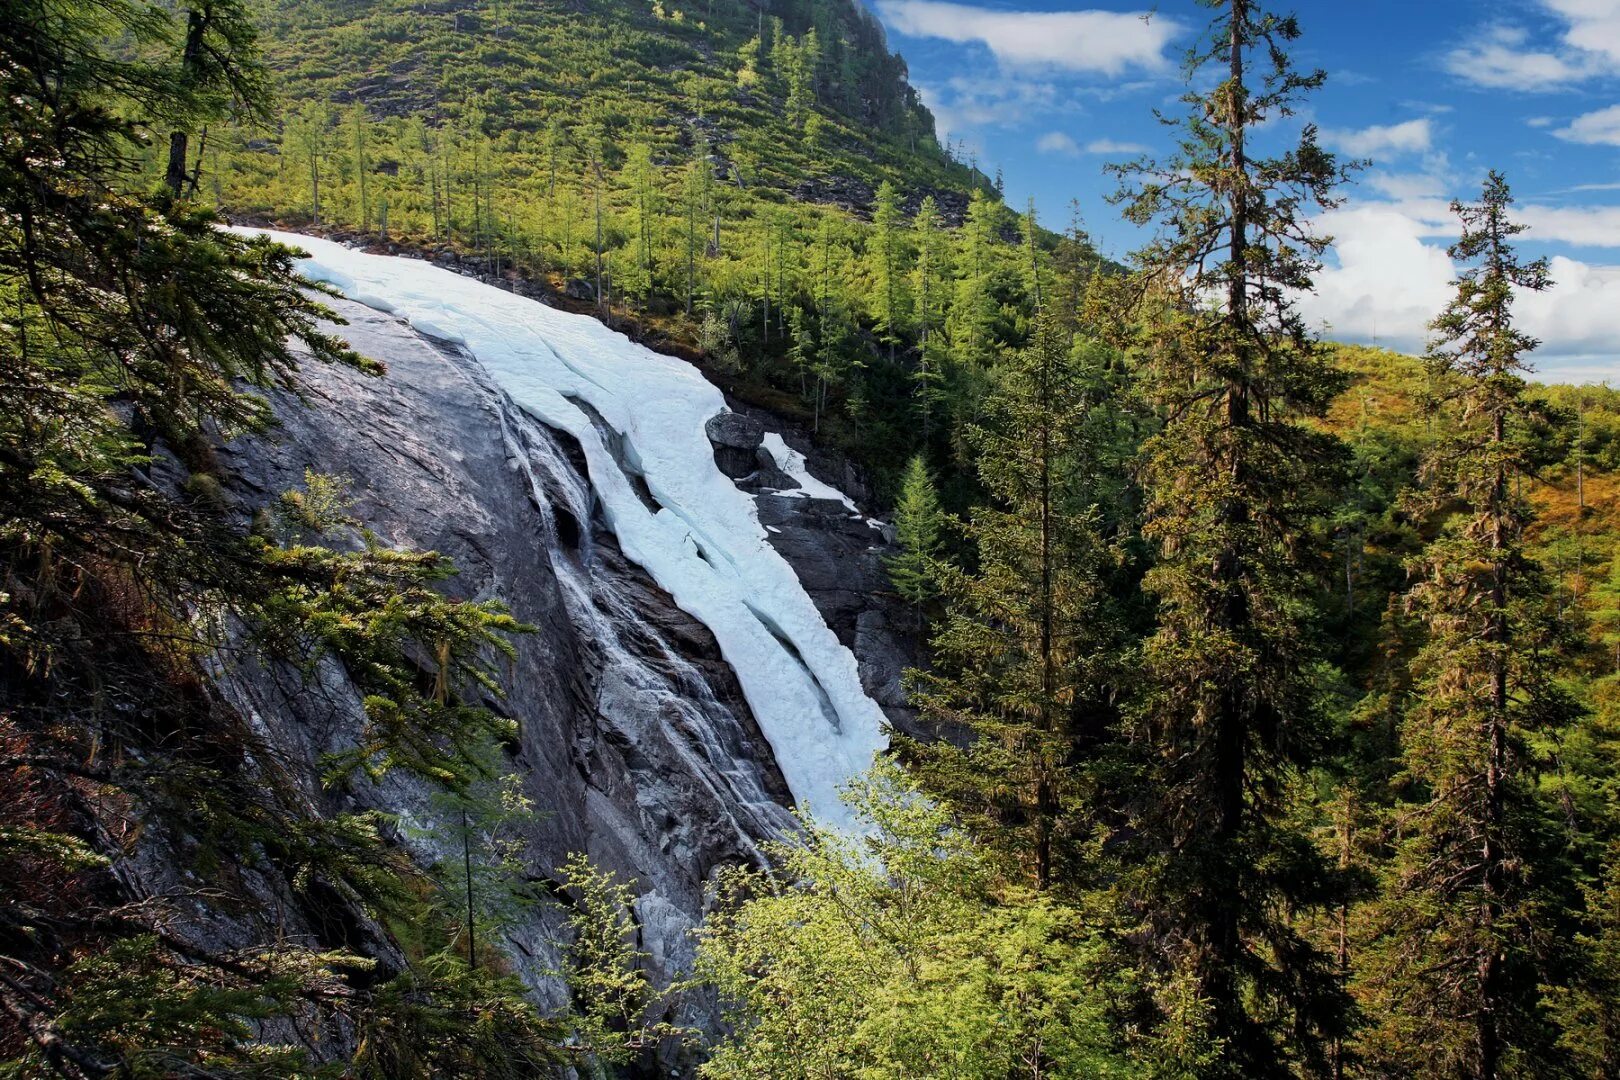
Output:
[5,0,1620,1077]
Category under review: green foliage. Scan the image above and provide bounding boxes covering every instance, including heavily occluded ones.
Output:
[0,2,681,1075]
[167,0,1134,495]
[1105,2,1357,1073]
[1358,173,1584,1080]
[903,314,1129,890]
[886,453,946,609]
[349,953,570,1079]
[695,763,1133,1080]
[252,471,529,790]
[556,854,685,1065]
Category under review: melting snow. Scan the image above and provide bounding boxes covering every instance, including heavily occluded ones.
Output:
[249,230,887,831]
[760,432,888,531]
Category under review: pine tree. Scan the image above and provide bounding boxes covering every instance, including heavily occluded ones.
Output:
[904,313,1122,891]
[286,99,330,225]
[620,136,661,308]
[1107,2,1356,1073]
[1020,197,1046,315]
[949,189,1002,371]
[808,213,858,432]
[910,195,950,435]
[1550,844,1620,1077]
[1053,201,1096,332]
[886,453,945,615]
[868,180,911,360]
[1364,173,1582,1080]
[346,100,371,231]
[683,132,715,315]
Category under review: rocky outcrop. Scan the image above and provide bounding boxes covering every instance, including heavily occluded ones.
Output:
[703,411,797,492]
[115,284,922,1071]
[702,412,923,739]
[194,297,810,1060]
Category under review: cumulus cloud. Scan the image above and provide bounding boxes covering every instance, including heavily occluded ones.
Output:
[1443,25,1598,89]
[1321,118,1433,159]
[1545,0,1620,63]
[1302,203,1458,355]
[874,0,1182,75]
[1557,103,1620,145]
[1303,195,1620,383]
[1036,131,1081,156]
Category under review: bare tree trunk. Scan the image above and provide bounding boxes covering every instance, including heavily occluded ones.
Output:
[165,9,208,198]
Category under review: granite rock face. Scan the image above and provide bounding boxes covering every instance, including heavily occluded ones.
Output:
[122,293,921,1069]
[707,418,923,739]
[209,297,802,1054]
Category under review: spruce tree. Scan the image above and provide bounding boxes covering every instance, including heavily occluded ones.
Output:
[886,453,946,616]
[286,99,329,225]
[904,313,1122,891]
[164,0,270,199]
[1108,1,1355,1073]
[910,195,950,435]
[1364,173,1581,1080]
[868,180,911,360]
[346,100,371,231]
[949,189,1002,372]
[620,137,661,309]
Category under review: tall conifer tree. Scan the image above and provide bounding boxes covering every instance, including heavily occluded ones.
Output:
[887,453,946,617]
[904,313,1122,890]
[1108,1,1354,1073]
[910,195,950,435]
[164,0,269,199]
[1363,173,1581,1080]
[949,189,1001,371]
[869,180,911,360]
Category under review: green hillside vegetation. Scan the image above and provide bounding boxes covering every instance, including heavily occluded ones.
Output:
[169,0,1102,498]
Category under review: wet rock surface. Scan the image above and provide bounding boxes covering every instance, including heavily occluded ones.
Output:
[704,409,923,739]
[123,290,923,1070]
[200,297,802,1054]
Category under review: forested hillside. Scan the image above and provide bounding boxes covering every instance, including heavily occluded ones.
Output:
[173,0,1099,497]
[8,0,1620,1077]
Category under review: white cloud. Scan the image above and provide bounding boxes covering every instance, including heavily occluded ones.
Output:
[1302,194,1620,382]
[1366,171,1450,201]
[1084,137,1150,155]
[1322,118,1433,159]
[1527,115,1556,127]
[1445,4,1620,91]
[1546,0,1620,63]
[1036,131,1080,156]
[1302,203,1457,355]
[1443,25,1598,90]
[1557,103,1620,144]
[1518,201,1620,246]
[874,0,1182,75]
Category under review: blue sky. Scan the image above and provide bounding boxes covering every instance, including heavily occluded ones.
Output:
[868,0,1620,381]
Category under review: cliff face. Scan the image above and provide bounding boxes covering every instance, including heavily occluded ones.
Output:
[126,280,916,1065]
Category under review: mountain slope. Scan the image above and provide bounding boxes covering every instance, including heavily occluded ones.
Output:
[226,0,979,217]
